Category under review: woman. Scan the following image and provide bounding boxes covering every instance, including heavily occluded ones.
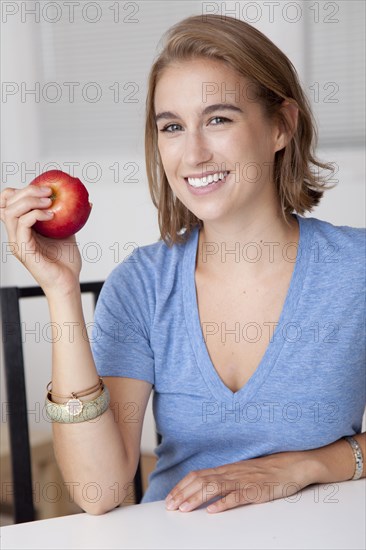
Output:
[1,15,365,515]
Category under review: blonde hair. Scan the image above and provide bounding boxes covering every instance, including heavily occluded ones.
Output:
[145,14,335,246]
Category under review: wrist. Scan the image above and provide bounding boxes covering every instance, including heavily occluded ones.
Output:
[45,284,82,307]
[299,439,356,485]
[288,451,324,487]
[45,286,86,340]
[45,281,80,298]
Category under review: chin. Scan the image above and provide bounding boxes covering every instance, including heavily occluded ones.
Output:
[174,190,229,224]
[190,208,228,225]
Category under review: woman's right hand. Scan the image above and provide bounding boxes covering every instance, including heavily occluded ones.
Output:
[0,184,83,296]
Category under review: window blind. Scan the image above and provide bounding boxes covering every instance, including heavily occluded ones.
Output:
[37,0,365,156]
[304,0,365,147]
[38,1,203,157]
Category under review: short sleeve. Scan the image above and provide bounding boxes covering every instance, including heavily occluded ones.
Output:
[91,251,155,385]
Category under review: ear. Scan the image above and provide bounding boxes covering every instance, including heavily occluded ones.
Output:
[273,100,299,153]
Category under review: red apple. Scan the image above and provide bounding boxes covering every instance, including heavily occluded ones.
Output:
[30,170,92,239]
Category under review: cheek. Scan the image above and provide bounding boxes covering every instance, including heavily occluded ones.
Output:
[157,147,178,189]
[157,142,170,171]
[158,141,180,174]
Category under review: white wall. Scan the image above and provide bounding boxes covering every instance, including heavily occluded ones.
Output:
[1,1,365,453]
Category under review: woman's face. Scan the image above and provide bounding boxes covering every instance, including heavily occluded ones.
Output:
[154,58,286,228]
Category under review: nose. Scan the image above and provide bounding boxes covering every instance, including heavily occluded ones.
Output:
[182,129,213,168]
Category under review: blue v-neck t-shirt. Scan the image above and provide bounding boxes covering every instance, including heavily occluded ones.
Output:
[92,215,365,503]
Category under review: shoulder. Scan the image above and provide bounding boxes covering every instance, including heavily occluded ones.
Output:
[301,215,365,265]
[307,216,365,245]
[99,230,194,313]
[300,216,365,292]
[105,233,189,286]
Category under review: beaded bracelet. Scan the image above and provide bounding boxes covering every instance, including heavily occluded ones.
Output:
[344,436,364,480]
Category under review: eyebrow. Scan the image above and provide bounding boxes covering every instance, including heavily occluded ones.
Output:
[155,103,243,123]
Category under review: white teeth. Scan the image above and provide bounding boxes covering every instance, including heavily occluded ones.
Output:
[187,171,228,188]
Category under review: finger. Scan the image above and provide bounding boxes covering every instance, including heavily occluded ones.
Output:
[178,480,233,513]
[166,472,195,503]
[0,187,17,208]
[167,475,230,512]
[1,196,53,244]
[14,209,55,260]
[206,482,264,513]
[6,196,53,219]
[166,475,208,511]
[166,470,206,510]
[0,185,52,226]
[206,480,291,513]
[206,490,245,514]
[17,208,54,235]
[5,184,52,208]
[167,467,218,501]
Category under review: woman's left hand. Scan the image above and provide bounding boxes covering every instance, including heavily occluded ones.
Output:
[165,451,314,513]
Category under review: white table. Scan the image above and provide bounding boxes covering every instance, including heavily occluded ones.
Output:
[1,480,365,549]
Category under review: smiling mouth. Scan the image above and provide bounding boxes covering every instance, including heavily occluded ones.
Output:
[185,171,229,188]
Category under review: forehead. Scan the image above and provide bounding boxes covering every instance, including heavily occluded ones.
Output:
[154,58,252,109]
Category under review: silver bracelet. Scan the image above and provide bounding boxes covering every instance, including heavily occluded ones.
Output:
[344,436,364,480]
[45,386,110,423]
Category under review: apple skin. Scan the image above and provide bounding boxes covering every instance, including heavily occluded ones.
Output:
[30,170,92,239]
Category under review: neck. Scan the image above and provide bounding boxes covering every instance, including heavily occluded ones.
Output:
[196,207,299,280]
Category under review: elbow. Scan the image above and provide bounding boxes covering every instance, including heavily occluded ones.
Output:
[79,499,120,516]
[81,502,119,516]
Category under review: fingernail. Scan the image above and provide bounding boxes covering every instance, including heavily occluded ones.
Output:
[46,210,54,217]
[179,502,190,512]
[166,498,176,511]
[40,197,51,204]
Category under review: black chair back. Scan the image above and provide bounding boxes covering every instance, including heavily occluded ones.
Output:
[1,283,143,523]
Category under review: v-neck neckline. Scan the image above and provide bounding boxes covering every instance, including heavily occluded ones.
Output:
[182,214,314,403]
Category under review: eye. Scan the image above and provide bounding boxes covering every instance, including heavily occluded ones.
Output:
[209,116,231,125]
[160,123,183,133]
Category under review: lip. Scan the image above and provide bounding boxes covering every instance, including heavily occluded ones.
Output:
[184,171,230,195]
[184,170,228,179]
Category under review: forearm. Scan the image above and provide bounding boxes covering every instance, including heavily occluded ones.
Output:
[164,431,366,514]
[302,432,366,485]
[47,287,99,394]
[52,410,133,514]
[46,288,134,514]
